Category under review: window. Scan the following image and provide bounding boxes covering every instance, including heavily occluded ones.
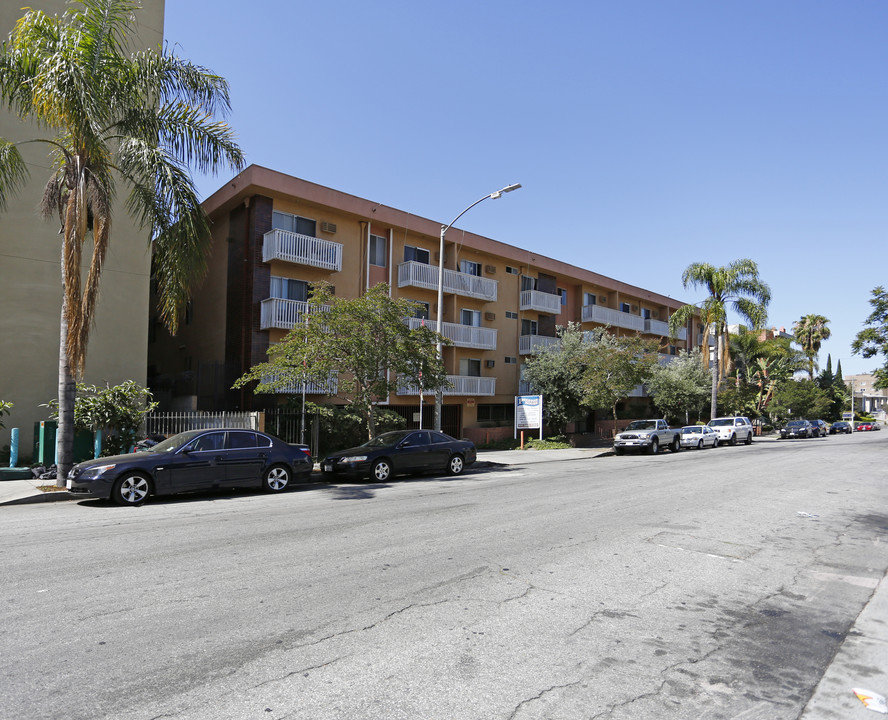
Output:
[583,292,597,306]
[505,356,518,364]
[413,302,430,320]
[521,319,538,336]
[189,432,225,452]
[459,358,481,377]
[642,308,651,319]
[521,275,537,291]
[505,311,518,319]
[506,266,520,275]
[272,211,316,237]
[270,276,308,302]
[621,302,631,313]
[430,431,451,444]
[405,431,430,446]
[404,245,430,264]
[558,288,567,306]
[477,404,515,424]
[461,309,481,327]
[369,234,387,267]
[460,260,481,276]
[669,345,677,355]
[227,432,258,449]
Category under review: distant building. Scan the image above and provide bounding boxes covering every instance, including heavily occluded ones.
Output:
[845,374,888,421]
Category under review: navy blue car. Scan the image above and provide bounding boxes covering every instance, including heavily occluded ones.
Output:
[322,430,476,482]
[67,429,313,505]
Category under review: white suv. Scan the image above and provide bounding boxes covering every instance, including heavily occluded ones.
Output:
[707,416,754,446]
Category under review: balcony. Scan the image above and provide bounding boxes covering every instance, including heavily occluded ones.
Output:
[520,289,561,313]
[627,384,646,398]
[259,374,339,395]
[397,261,497,302]
[581,304,645,332]
[260,298,329,330]
[519,334,561,355]
[397,375,496,397]
[644,318,670,336]
[407,317,497,350]
[263,229,343,272]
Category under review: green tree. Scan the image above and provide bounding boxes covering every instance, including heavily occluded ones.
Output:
[668,259,771,419]
[0,400,12,430]
[0,0,244,485]
[646,349,711,424]
[235,283,448,440]
[770,379,832,423]
[521,322,589,434]
[792,314,832,381]
[576,329,659,429]
[45,380,157,456]
[852,286,888,389]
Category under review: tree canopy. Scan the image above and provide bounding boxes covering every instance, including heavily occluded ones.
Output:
[793,314,831,381]
[646,349,711,424]
[852,286,888,389]
[235,283,448,440]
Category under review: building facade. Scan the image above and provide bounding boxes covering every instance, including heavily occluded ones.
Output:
[0,1,164,459]
[846,374,888,422]
[148,166,704,442]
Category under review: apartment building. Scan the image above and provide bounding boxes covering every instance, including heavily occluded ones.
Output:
[0,1,164,457]
[148,165,701,441]
[846,374,888,421]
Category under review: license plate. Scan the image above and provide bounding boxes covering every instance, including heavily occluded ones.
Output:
[323,464,332,472]
[66,479,73,490]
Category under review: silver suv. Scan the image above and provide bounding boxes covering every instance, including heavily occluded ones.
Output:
[707,416,754,446]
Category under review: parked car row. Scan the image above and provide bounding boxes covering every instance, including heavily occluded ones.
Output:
[66,427,478,505]
[614,416,754,455]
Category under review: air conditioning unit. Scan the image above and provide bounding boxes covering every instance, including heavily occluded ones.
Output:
[599,295,607,303]
[485,360,495,368]
[631,304,639,312]
[485,264,496,274]
[320,221,337,234]
[651,310,659,319]
[484,312,496,321]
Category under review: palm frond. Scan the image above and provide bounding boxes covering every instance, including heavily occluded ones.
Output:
[0,140,29,211]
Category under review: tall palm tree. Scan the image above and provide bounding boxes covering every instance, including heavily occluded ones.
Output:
[0,0,244,484]
[792,314,831,381]
[668,259,771,419]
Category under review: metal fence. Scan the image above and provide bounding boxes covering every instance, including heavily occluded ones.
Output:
[144,411,261,437]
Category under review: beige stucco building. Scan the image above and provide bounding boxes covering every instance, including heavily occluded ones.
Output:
[148,165,703,442]
[0,1,165,461]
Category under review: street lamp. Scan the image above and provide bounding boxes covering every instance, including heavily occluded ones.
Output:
[434,183,521,432]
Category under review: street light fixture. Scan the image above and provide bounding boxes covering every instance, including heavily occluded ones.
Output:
[434,183,521,432]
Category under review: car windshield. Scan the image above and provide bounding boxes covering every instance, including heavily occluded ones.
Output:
[625,421,656,430]
[786,421,806,427]
[682,427,702,434]
[149,430,204,453]
[362,431,413,448]
[708,419,732,427]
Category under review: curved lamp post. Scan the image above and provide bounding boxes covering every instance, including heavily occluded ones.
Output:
[434,183,521,432]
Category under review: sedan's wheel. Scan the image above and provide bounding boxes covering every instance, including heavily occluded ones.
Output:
[712,438,718,448]
[670,436,681,452]
[372,459,392,482]
[649,438,659,455]
[447,454,465,476]
[112,473,150,506]
[263,464,290,492]
[729,433,737,446]
[698,440,704,450]
[745,432,753,445]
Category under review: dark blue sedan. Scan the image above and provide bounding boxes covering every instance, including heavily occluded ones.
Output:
[322,430,476,482]
[67,429,313,505]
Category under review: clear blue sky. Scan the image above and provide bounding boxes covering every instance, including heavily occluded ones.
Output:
[165,0,887,377]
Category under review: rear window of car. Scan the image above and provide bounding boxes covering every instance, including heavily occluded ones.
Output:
[682,427,701,434]
[227,432,258,449]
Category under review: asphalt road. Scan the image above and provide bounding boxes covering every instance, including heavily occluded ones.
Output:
[2,432,887,720]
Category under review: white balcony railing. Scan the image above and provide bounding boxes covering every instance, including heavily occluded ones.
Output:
[406,317,497,350]
[644,318,671,337]
[520,289,562,313]
[397,261,497,302]
[259,374,339,395]
[397,375,496,397]
[260,298,330,330]
[263,229,343,272]
[581,304,645,332]
[519,334,561,355]
[627,384,646,397]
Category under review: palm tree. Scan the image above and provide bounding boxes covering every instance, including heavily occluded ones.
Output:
[0,0,244,484]
[792,314,831,381]
[668,259,771,419]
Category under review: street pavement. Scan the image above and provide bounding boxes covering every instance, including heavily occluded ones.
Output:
[2,436,886,716]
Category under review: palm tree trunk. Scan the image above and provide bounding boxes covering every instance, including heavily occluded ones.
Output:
[56,305,75,487]
[710,334,721,419]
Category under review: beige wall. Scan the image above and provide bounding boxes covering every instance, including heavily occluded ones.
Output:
[0,2,164,459]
